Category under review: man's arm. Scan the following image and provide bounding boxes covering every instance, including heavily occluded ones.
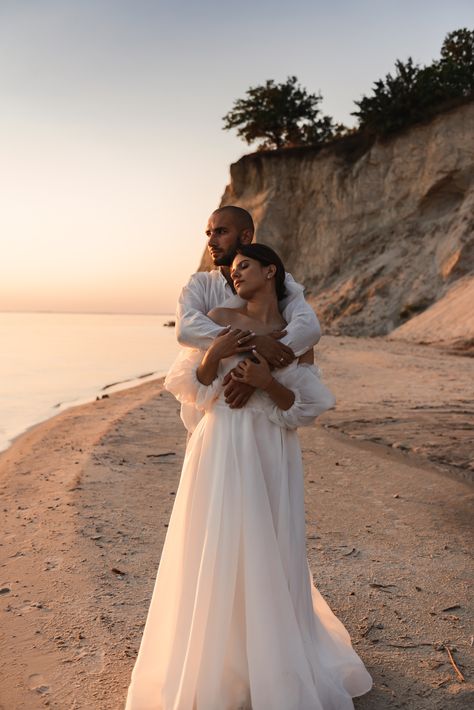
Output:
[175,273,224,350]
[279,274,321,357]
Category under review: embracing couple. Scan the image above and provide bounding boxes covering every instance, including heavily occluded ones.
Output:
[125,206,373,710]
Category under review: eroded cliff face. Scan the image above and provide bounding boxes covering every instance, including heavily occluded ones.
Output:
[199,103,474,348]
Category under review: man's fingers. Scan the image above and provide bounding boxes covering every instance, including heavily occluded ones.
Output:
[229,393,247,409]
[224,387,239,402]
[272,354,293,368]
[225,390,244,405]
[224,375,244,397]
[237,331,255,345]
[217,325,232,336]
[270,329,287,340]
[222,372,232,386]
[251,349,263,363]
[236,345,253,353]
[224,382,235,397]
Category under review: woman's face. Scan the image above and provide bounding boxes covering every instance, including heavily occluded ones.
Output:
[230,255,274,300]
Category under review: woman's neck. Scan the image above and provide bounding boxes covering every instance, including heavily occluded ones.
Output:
[241,293,283,326]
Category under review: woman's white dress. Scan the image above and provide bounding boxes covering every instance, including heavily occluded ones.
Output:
[125,351,373,710]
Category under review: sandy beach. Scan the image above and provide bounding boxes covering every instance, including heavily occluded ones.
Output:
[1,336,473,710]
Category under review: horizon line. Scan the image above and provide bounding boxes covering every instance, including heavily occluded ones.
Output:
[0,309,176,317]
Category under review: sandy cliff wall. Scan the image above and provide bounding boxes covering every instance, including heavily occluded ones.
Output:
[200,103,474,348]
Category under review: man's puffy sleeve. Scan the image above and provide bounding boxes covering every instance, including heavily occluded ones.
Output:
[175,273,224,350]
[279,273,321,357]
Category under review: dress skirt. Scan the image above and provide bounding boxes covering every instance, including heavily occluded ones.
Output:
[124,385,373,709]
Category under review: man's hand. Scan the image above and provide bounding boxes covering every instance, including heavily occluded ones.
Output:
[222,371,256,409]
[231,351,273,389]
[237,330,295,368]
[298,347,315,365]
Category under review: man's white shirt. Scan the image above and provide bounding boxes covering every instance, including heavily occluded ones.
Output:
[175,268,321,432]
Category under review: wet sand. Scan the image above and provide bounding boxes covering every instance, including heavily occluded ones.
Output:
[0,336,473,709]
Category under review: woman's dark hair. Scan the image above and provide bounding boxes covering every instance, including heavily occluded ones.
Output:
[235,243,287,301]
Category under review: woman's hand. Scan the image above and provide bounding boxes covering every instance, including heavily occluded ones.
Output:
[230,350,273,390]
[197,326,254,385]
[207,326,254,362]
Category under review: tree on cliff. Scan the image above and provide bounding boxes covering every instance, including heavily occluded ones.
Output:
[222,76,338,150]
[352,28,474,136]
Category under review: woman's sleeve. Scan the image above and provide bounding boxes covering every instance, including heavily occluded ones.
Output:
[268,364,336,430]
[163,347,222,411]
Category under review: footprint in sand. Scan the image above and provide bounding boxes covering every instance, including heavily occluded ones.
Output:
[28,673,49,695]
[43,558,61,571]
[19,600,49,613]
[74,648,106,673]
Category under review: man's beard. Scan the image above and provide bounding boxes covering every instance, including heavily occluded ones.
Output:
[212,246,238,267]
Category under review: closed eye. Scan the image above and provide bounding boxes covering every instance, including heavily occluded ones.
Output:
[231,260,249,278]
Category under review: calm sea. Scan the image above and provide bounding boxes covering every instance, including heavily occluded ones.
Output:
[0,312,179,453]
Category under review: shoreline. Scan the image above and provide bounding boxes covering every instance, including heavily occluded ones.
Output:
[0,369,169,457]
[2,334,473,481]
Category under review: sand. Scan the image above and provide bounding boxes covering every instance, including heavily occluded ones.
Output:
[0,336,473,710]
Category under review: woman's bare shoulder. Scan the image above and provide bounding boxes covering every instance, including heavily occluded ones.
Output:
[207,306,243,326]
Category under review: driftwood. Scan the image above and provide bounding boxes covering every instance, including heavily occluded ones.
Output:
[445,645,465,682]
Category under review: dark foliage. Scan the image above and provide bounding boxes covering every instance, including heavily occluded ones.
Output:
[352,28,474,136]
[222,76,338,150]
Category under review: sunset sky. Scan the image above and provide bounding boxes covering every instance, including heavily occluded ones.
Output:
[1,0,472,314]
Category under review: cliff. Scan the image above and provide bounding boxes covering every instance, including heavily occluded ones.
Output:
[200,103,474,350]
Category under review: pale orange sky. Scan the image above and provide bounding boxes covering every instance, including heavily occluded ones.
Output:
[1,0,470,314]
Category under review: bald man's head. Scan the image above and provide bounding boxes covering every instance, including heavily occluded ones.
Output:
[212,206,255,236]
[205,206,254,267]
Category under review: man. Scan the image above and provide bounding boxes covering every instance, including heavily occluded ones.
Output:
[176,205,321,430]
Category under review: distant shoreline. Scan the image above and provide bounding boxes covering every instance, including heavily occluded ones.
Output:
[1,370,167,456]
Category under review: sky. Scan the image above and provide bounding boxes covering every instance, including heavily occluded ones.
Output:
[1,0,472,314]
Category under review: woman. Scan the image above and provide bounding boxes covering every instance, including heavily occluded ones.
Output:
[125,245,372,710]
